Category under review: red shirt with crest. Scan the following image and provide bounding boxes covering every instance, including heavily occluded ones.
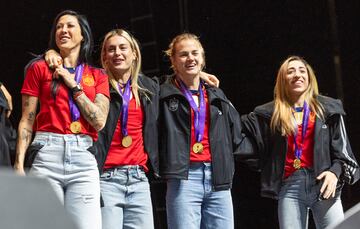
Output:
[21,60,109,140]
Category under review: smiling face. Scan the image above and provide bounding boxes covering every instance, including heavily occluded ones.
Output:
[55,15,83,53]
[171,38,204,79]
[103,35,136,77]
[285,60,309,99]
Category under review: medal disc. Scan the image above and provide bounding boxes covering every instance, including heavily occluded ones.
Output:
[70,121,82,134]
[192,142,204,154]
[293,158,301,169]
[122,135,133,148]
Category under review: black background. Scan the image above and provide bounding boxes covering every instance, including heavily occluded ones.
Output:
[1,1,359,228]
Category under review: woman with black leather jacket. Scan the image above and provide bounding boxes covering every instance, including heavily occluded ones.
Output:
[241,55,359,229]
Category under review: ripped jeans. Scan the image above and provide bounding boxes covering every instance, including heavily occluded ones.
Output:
[30,132,101,229]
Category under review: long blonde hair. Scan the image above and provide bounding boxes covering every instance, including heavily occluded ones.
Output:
[271,56,324,136]
[101,29,145,106]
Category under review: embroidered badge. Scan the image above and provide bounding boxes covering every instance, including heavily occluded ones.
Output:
[82,74,95,86]
[169,98,179,111]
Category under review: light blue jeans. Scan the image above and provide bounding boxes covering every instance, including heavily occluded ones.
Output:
[100,165,154,229]
[278,168,344,229]
[30,132,101,229]
[166,163,234,229]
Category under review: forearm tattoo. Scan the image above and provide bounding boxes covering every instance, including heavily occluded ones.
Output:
[75,93,109,130]
[21,128,33,145]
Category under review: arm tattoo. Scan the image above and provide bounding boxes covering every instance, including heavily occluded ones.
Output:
[24,98,30,107]
[75,93,109,130]
[28,111,35,121]
[21,128,33,144]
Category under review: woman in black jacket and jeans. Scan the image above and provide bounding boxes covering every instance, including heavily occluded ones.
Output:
[159,33,243,229]
[241,55,359,229]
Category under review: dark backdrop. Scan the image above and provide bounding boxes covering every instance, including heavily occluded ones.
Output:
[1,1,359,228]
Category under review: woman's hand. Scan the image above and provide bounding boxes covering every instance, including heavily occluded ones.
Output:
[45,49,62,69]
[53,66,77,89]
[199,71,220,87]
[317,171,338,199]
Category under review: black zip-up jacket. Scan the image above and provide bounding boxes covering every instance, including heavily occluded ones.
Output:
[159,76,243,191]
[94,74,159,177]
[241,95,359,199]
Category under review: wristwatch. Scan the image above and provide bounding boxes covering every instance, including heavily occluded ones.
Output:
[71,84,83,94]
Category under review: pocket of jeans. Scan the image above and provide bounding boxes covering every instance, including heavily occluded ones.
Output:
[24,142,45,169]
[100,171,113,180]
[137,171,148,182]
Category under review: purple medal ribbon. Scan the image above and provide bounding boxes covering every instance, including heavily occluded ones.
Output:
[117,80,131,137]
[178,79,206,143]
[293,101,310,160]
[68,64,84,122]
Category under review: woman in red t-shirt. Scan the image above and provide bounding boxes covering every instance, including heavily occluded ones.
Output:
[14,10,109,229]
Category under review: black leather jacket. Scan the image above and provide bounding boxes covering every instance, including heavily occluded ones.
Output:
[94,74,159,177]
[159,76,244,191]
[241,95,359,199]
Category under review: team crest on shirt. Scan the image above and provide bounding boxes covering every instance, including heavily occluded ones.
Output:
[82,74,95,86]
[169,97,179,111]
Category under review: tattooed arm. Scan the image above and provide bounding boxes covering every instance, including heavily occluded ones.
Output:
[52,65,110,131]
[14,95,38,175]
[75,93,109,131]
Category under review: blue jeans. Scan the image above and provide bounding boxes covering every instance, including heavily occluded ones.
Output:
[100,165,154,229]
[166,163,234,229]
[278,168,344,229]
[30,132,101,229]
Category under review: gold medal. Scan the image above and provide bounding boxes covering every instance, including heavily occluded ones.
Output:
[293,158,301,169]
[122,135,132,148]
[192,142,204,154]
[70,121,82,134]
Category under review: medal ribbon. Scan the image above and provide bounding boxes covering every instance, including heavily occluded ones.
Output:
[293,101,310,160]
[117,80,131,137]
[178,79,206,143]
[68,64,84,122]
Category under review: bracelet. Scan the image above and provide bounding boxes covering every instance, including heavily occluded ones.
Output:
[71,84,83,94]
[73,91,84,100]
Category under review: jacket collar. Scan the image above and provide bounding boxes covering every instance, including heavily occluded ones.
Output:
[159,74,228,103]
[253,95,346,120]
[109,74,151,102]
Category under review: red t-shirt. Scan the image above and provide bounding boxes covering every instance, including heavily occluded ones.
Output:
[21,60,109,140]
[284,112,316,178]
[189,87,211,162]
[104,94,148,171]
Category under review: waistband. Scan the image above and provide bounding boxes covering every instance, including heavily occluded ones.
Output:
[34,131,93,143]
[103,165,144,172]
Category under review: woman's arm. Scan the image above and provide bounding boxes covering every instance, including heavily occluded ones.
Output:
[0,83,13,118]
[45,51,110,131]
[73,92,109,131]
[14,95,38,175]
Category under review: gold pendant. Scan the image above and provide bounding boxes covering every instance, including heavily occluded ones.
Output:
[122,135,133,148]
[70,121,82,134]
[293,158,301,169]
[192,142,204,154]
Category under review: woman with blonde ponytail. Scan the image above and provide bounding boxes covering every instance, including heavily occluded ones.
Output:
[242,55,359,229]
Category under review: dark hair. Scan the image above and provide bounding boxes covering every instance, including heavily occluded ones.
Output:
[48,10,93,99]
[48,10,93,64]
